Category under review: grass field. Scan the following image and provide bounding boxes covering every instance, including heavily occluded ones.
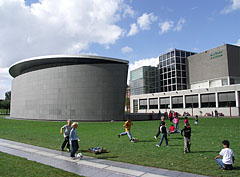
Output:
[0,115,239,177]
[0,151,82,177]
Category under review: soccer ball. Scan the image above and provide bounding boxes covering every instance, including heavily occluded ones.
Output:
[76,153,83,159]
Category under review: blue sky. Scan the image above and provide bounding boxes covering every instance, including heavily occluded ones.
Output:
[0,0,240,99]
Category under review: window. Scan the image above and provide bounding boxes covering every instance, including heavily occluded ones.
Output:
[181,51,185,57]
[171,58,175,64]
[133,99,138,113]
[185,95,199,108]
[182,58,186,64]
[182,65,186,70]
[176,50,180,56]
[159,56,163,62]
[176,64,181,70]
[139,99,147,109]
[171,64,176,70]
[201,94,216,107]
[160,97,170,109]
[171,51,174,57]
[167,52,170,58]
[186,52,190,57]
[168,72,171,78]
[218,92,236,107]
[172,96,183,108]
[149,98,158,109]
[176,57,180,63]
[167,59,170,65]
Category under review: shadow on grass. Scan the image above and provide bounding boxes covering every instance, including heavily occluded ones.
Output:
[233,166,240,170]
[191,150,219,153]
[168,137,182,140]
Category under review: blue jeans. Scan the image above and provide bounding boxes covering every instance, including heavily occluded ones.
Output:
[216,158,224,168]
[174,123,181,133]
[120,131,132,140]
[70,140,79,157]
[158,133,168,146]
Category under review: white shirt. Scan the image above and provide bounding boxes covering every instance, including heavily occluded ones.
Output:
[219,148,234,164]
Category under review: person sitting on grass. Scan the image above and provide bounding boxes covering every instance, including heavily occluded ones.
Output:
[169,124,175,133]
[181,123,191,154]
[215,140,235,170]
[154,117,165,139]
[118,118,134,142]
[156,122,169,147]
[69,122,80,159]
[60,119,72,152]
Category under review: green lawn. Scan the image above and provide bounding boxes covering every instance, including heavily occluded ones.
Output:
[0,115,239,177]
[0,152,82,177]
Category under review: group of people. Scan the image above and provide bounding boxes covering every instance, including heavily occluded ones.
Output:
[60,119,80,159]
[115,115,235,171]
[60,116,235,171]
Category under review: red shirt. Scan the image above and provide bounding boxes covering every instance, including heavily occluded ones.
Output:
[169,126,175,132]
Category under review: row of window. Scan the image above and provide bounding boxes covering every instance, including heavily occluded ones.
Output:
[137,92,236,109]
[160,65,187,74]
[159,57,186,67]
[159,50,195,61]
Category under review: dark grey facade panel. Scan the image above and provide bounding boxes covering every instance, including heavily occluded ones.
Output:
[227,44,240,77]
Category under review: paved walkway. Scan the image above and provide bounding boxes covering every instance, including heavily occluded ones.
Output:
[0,139,207,177]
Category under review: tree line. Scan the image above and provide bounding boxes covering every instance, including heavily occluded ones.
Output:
[0,91,11,114]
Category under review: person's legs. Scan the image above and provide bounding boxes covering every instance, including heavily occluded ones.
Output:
[66,136,70,150]
[184,137,188,153]
[187,138,191,152]
[216,158,224,168]
[126,131,132,140]
[164,134,168,146]
[70,140,76,157]
[158,134,164,146]
[155,126,161,137]
[61,137,68,150]
[120,132,127,136]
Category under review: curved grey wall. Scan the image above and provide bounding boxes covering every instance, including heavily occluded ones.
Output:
[10,63,128,121]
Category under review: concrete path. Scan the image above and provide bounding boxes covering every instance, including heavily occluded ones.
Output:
[0,138,207,177]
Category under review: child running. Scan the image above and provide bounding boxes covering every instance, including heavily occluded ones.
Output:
[156,122,169,147]
[118,118,134,142]
[60,119,72,152]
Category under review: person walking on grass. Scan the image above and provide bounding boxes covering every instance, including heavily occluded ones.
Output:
[60,119,72,152]
[181,123,191,154]
[215,140,235,170]
[156,122,169,147]
[118,118,134,142]
[69,122,80,159]
[154,117,165,139]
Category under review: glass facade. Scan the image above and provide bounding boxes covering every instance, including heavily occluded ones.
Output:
[218,92,236,107]
[159,49,195,92]
[130,66,159,95]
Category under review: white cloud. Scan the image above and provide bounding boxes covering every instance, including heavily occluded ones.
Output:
[127,23,139,36]
[127,57,159,84]
[174,18,186,31]
[0,68,12,99]
[235,39,240,46]
[121,46,133,53]
[221,0,240,14]
[0,0,132,68]
[159,20,174,34]
[0,0,134,98]
[137,13,157,30]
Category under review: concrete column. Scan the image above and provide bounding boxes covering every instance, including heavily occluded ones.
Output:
[170,96,172,109]
[183,95,186,109]
[215,92,219,108]
[235,91,239,107]
[147,98,149,111]
[198,93,201,108]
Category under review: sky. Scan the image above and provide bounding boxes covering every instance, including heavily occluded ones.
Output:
[0,0,240,99]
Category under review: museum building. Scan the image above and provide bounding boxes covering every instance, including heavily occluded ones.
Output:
[9,55,128,121]
[130,44,240,116]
